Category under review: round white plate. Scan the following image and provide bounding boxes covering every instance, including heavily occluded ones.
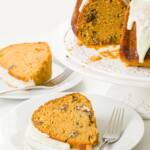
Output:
[0,92,144,150]
[0,61,82,100]
[50,22,150,88]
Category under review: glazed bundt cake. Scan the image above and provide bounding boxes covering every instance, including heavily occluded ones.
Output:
[72,0,128,48]
[0,42,52,85]
[32,93,99,150]
[120,0,150,67]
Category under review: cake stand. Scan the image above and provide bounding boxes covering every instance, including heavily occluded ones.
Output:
[50,22,150,119]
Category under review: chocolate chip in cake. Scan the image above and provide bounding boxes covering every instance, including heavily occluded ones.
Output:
[76,121,79,126]
[86,9,97,23]
[89,113,95,124]
[72,95,78,102]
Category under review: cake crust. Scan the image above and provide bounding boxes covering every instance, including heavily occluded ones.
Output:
[71,0,83,35]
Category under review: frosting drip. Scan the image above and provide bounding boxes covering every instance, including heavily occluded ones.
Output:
[127,0,150,63]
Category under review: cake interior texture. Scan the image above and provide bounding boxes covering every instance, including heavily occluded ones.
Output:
[75,0,127,47]
[32,93,99,149]
[0,42,52,85]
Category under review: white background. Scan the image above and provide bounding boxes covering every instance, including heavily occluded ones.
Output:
[0,0,149,149]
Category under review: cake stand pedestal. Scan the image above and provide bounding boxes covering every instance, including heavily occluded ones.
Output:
[107,84,150,119]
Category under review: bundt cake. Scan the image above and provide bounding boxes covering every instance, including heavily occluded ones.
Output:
[120,0,150,67]
[32,93,99,150]
[0,42,52,85]
[72,0,128,48]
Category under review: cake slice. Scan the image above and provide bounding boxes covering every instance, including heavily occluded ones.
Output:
[72,0,128,48]
[0,42,52,85]
[32,93,99,150]
[120,0,150,67]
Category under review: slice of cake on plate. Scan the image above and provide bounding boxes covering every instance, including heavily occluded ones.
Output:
[0,42,52,85]
[31,93,99,150]
[120,0,150,67]
[72,0,128,48]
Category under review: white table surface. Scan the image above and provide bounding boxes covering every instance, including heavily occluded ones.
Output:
[0,76,149,150]
[0,0,149,149]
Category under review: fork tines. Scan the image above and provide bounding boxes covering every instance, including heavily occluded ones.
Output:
[104,106,125,138]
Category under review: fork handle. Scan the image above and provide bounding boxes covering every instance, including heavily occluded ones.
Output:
[0,86,50,95]
[99,140,108,150]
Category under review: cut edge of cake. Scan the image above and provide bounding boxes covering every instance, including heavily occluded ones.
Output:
[72,0,128,48]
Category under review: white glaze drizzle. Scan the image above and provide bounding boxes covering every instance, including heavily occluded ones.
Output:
[127,0,150,63]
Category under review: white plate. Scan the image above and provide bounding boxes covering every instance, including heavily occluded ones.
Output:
[0,92,144,150]
[50,22,150,87]
[0,61,82,100]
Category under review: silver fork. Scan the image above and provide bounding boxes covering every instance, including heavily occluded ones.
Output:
[43,68,73,86]
[99,106,124,150]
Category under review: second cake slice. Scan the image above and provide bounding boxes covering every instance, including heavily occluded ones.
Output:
[0,42,52,85]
